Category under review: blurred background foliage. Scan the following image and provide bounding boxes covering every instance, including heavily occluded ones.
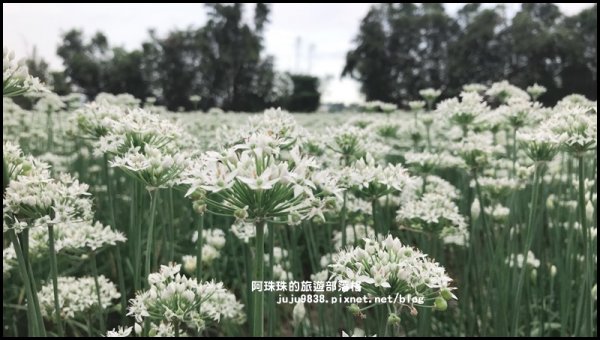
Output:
[23,3,597,112]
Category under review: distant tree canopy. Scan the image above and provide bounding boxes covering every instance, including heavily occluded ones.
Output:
[53,3,301,112]
[285,75,321,112]
[343,3,597,106]
[33,3,596,110]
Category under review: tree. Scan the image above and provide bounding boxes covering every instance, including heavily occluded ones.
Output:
[556,4,597,101]
[343,4,458,104]
[342,6,394,102]
[448,6,507,95]
[285,74,320,112]
[57,30,108,98]
[138,3,283,111]
[344,3,597,106]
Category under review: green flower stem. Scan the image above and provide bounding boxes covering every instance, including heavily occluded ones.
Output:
[426,125,432,151]
[90,251,106,334]
[341,191,348,248]
[512,128,518,176]
[8,230,45,336]
[48,225,64,336]
[372,199,379,238]
[144,191,160,286]
[195,213,204,281]
[267,223,275,337]
[253,221,265,337]
[3,157,8,195]
[132,180,142,292]
[167,188,175,262]
[24,242,46,336]
[511,163,544,335]
[102,154,127,318]
[577,156,592,336]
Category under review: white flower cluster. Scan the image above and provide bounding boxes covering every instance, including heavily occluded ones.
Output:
[3,246,16,276]
[408,100,426,111]
[106,326,133,337]
[516,127,561,162]
[3,47,48,97]
[84,107,192,189]
[410,175,461,200]
[332,224,380,250]
[233,108,308,149]
[110,143,189,190]
[547,106,597,155]
[527,83,547,100]
[470,176,523,199]
[363,100,397,113]
[436,92,489,129]
[35,93,65,114]
[4,169,93,233]
[329,236,455,308]
[69,102,123,139]
[3,141,50,180]
[230,219,259,243]
[37,276,120,319]
[342,153,415,201]
[454,133,502,169]
[419,88,442,101]
[95,92,141,108]
[500,97,541,129]
[184,130,325,224]
[485,80,530,104]
[7,220,126,258]
[462,83,487,93]
[182,229,227,272]
[396,193,467,239]
[506,251,540,269]
[326,125,370,162]
[127,264,244,334]
[404,151,464,173]
[51,221,126,252]
[264,246,294,280]
[554,94,596,110]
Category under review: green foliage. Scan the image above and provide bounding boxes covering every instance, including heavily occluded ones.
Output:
[285,75,320,112]
[54,3,297,112]
[344,3,597,106]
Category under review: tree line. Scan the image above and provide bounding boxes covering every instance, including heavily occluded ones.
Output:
[343,3,597,106]
[27,3,596,111]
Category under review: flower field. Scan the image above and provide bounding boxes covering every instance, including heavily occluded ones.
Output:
[3,49,597,337]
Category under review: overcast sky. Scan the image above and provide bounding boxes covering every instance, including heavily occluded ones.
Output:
[3,3,594,103]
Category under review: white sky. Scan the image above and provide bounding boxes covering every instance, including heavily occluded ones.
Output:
[3,3,594,104]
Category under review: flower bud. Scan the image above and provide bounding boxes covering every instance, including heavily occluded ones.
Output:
[530,268,537,283]
[287,211,302,226]
[193,201,206,214]
[550,265,557,278]
[234,207,248,220]
[441,288,456,301]
[546,194,555,210]
[292,302,306,327]
[471,199,480,219]
[347,304,361,316]
[134,323,142,335]
[434,296,448,311]
[387,312,401,325]
[586,200,594,223]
